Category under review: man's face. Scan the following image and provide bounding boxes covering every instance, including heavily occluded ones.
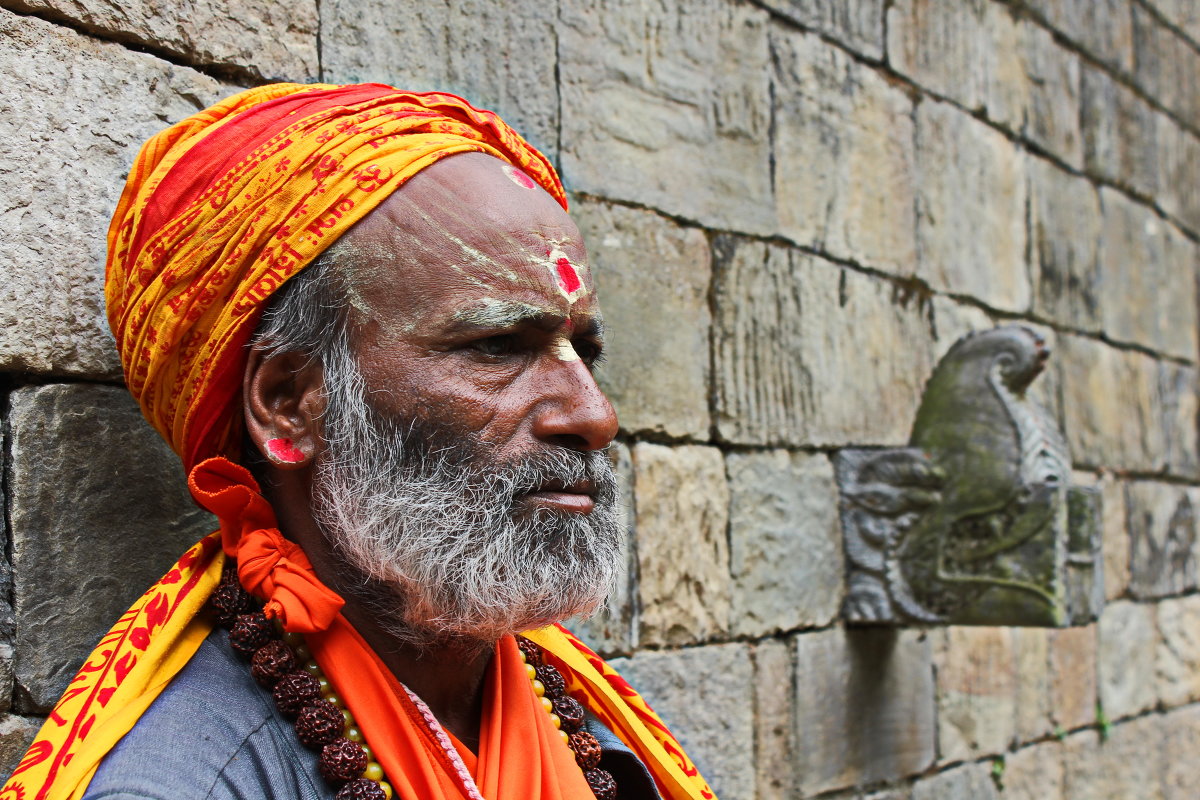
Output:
[308,152,622,643]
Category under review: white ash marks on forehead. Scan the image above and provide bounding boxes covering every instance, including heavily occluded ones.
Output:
[501,163,538,190]
[452,298,552,329]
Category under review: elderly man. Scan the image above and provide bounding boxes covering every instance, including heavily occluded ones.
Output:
[4,84,713,800]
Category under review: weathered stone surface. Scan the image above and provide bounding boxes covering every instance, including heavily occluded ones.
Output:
[1156,114,1200,233]
[0,644,12,715]
[771,26,916,274]
[911,762,998,800]
[321,0,559,156]
[1156,594,1200,707]
[792,628,935,795]
[1158,361,1200,480]
[1163,705,1200,800]
[1064,721,1166,800]
[914,101,1029,312]
[567,444,635,655]
[934,627,1015,761]
[1093,473,1130,600]
[9,385,215,712]
[1097,600,1157,720]
[559,0,774,235]
[0,714,42,780]
[755,0,885,59]
[1004,741,1065,800]
[713,239,935,447]
[1013,627,1053,742]
[1146,0,1200,45]
[1132,3,1200,128]
[1021,0,1135,74]
[930,297,993,360]
[888,0,1081,165]
[1029,159,1103,333]
[1057,334,1167,474]
[1081,64,1159,202]
[727,450,841,636]
[1048,624,1097,732]
[1096,188,1198,360]
[570,200,711,439]
[632,444,730,647]
[0,10,231,378]
[1126,481,1197,599]
[4,0,317,79]
[752,638,795,800]
[611,644,754,800]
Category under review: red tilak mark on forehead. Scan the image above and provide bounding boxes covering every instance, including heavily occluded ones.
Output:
[556,257,582,295]
[506,166,537,189]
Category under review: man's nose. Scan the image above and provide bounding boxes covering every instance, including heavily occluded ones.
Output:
[531,359,619,452]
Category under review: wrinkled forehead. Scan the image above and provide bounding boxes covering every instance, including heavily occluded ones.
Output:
[347,152,585,283]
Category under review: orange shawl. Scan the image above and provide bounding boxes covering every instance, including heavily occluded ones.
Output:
[2,84,715,800]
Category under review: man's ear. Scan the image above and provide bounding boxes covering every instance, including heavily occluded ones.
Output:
[243,346,326,470]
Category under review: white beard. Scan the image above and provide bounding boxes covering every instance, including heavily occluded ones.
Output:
[309,356,623,647]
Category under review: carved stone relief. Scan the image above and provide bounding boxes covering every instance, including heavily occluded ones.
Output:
[836,326,1102,626]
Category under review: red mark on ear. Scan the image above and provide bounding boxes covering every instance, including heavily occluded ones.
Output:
[266,438,306,464]
[504,165,537,190]
[556,257,582,295]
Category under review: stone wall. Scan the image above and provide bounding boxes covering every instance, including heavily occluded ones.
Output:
[0,1,1197,797]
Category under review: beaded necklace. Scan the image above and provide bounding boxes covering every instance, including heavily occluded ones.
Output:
[209,562,618,800]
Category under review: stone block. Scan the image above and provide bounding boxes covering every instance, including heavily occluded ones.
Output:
[0,10,231,378]
[1132,3,1200,127]
[1096,188,1198,360]
[1029,159,1103,333]
[755,0,885,59]
[1013,627,1054,742]
[1081,65,1159,202]
[1163,705,1200,800]
[1158,362,1200,481]
[1021,0,1135,74]
[0,643,12,715]
[929,297,994,361]
[727,450,841,636]
[570,200,711,439]
[1064,720,1166,800]
[1056,334,1164,473]
[771,26,916,274]
[5,0,317,79]
[0,714,43,781]
[1019,23,1085,168]
[1095,473,1131,600]
[914,101,1029,312]
[911,762,998,800]
[1156,594,1200,707]
[1004,741,1065,800]
[934,627,1016,761]
[632,444,730,647]
[9,384,216,712]
[1126,481,1197,599]
[713,238,935,447]
[1048,624,1097,732]
[1147,0,1200,44]
[792,628,935,795]
[752,638,796,800]
[1096,600,1157,720]
[558,0,774,235]
[566,443,635,655]
[1156,114,1200,233]
[320,0,559,157]
[611,644,753,800]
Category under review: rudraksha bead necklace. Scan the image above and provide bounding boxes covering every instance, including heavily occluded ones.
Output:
[209,562,618,799]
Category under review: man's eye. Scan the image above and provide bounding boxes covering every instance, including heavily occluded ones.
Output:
[574,340,606,368]
[470,335,519,357]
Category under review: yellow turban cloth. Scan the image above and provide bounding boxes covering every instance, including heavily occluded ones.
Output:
[2,84,715,800]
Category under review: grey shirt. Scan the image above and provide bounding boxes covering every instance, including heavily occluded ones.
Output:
[84,630,660,800]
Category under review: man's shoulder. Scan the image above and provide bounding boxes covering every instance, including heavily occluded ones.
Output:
[83,630,327,800]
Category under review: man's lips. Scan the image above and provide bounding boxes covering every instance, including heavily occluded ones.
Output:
[519,480,596,513]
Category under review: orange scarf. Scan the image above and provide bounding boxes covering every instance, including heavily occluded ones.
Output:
[3,459,714,800]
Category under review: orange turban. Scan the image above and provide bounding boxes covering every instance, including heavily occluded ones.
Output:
[105,82,566,471]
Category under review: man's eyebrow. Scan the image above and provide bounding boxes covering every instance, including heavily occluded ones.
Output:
[449,300,605,338]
